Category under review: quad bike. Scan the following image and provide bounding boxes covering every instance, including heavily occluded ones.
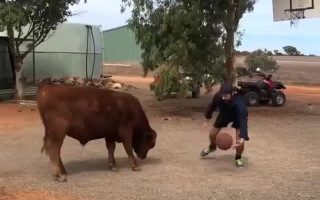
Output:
[238,68,286,107]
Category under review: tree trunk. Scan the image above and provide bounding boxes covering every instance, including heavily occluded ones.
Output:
[7,25,26,100]
[225,28,235,83]
[224,2,237,85]
[13,56,25,100]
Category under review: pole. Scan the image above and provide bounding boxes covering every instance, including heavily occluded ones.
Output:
[32,26,35,84]
[85,25,89,79]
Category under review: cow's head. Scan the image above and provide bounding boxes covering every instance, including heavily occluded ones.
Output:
[133,128,157,160]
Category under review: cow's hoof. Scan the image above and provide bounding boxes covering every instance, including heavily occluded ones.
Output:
[132,166,141,171]
[55,175,67,182]
[109,166,119,172]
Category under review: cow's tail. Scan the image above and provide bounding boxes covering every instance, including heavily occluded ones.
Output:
[39,110,48,154]
[37,100,49,155]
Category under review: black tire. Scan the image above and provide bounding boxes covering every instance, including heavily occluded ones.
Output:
[191,86,200,98]
[272,92,286,107]
[192,88,200,98]
[259,99,270,105]
[245,91,260,106]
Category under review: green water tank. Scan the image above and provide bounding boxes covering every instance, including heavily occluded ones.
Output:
[22,23,103,81]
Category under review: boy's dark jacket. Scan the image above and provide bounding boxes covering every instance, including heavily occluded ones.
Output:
[205,91,249,141]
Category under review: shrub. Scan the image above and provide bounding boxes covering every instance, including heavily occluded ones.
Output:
[245,49,280,73]
[152,66,189,100]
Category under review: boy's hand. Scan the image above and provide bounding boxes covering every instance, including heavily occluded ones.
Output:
[232,138,244,149]
[202,119,210,127]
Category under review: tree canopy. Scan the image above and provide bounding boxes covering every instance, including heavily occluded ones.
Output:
[283,45,301,56]
[122,0,225,79]
[121,0,256,85]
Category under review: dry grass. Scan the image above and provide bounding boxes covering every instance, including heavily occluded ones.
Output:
[103,55,320,85]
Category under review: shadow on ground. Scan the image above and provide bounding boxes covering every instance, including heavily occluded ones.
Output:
[64,157,162,175]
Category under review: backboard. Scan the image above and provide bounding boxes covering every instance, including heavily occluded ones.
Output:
[273,0,320,26]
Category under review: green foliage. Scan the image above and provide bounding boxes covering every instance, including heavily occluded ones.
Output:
[245,49,279,73]
[122,0,225,77]
[152,66,189,100]
[235,30,245,47]
[216,0,256,30]
[121,0,256,96]
[274,50,283,56]
[283,45,301,56]
[202,58,226,92]
[235,50,251,56]
[266,51,273,56]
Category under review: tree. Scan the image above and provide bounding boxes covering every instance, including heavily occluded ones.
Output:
[0,0,86,99]
[121,0,226,88]
[283,45,301,56]
[274,50,283,56]
[245,49,279,73]
[217,0,256,83]
[121,0,256,86]
[266,51,273,56]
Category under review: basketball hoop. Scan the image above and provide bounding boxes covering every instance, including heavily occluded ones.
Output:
[273,0,320,27]
[284,9,306,27]
[282,0,316,27]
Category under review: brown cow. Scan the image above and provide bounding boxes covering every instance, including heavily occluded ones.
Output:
[36,84,157,182]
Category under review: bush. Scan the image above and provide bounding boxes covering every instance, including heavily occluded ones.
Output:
[266,51,273,56]
[274,50,283,56]
[152,66,189,100]
[245,49,280,73]
[235,50,251,56]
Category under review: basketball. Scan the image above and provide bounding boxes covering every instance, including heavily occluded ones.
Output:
[216,132,233,150]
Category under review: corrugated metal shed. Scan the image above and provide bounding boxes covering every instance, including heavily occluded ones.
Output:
[0,22,103,100]
[103,25,142,63]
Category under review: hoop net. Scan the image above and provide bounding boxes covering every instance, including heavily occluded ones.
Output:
[285,10,306,27]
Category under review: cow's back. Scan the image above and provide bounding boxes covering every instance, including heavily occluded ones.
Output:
[37,84,141,144]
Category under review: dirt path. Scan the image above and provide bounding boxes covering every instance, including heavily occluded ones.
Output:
[0,76,319,200]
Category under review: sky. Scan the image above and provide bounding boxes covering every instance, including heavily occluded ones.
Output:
[68,0,320,55]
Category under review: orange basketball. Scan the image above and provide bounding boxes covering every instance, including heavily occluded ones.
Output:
[216,132,233,150]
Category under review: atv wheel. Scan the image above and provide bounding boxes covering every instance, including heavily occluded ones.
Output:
[272,92,286,107]
[259,99,270,105]
[245,91,259,106]
[191,85,201,98]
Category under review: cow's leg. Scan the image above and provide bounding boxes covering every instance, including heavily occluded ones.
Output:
[45,117,68,182]
[119,127,141,171]
[47,135,67,182]
[105,140,118,172]
[59,158,67,175]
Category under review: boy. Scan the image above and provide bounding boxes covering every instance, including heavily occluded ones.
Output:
[201,82,249,167]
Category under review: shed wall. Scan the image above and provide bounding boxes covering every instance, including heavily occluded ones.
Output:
[103,26,142,63]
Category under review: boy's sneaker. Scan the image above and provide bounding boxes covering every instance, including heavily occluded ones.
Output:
[200,146,216,157]
[235,159,244,168]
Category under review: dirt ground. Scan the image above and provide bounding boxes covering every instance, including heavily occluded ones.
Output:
[0,75,319,200]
